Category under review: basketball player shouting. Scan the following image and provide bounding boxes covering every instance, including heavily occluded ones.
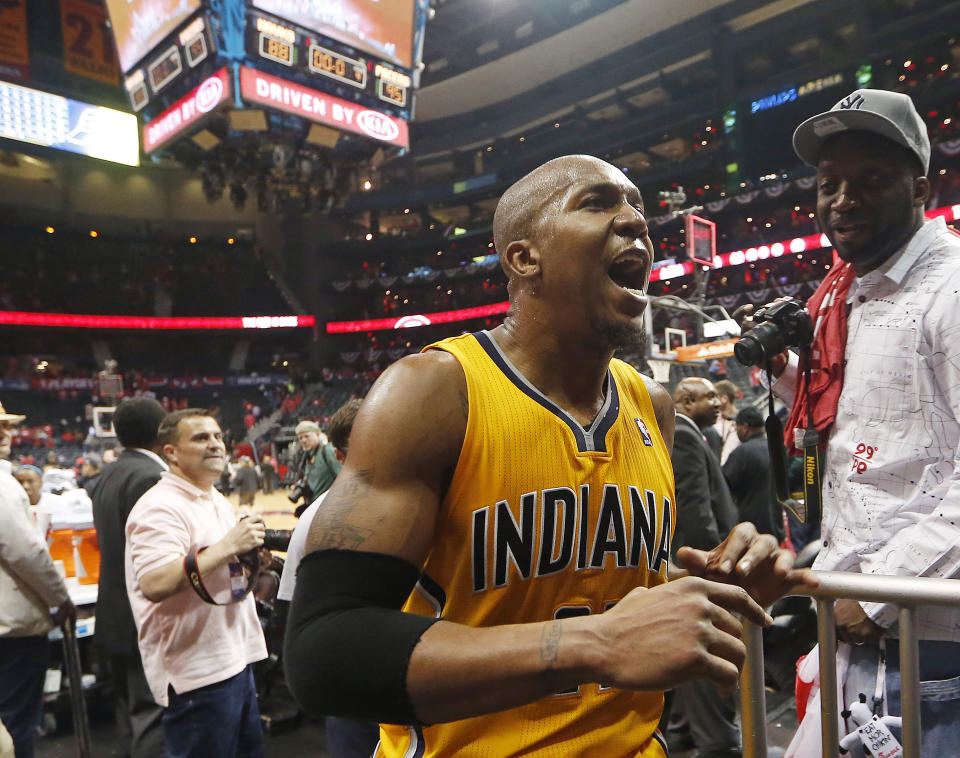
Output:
[285,155,814,757]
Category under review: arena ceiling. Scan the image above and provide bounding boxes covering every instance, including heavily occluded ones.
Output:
[416,0,818,122]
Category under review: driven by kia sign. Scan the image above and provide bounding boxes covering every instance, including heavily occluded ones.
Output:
[143,67,231,153]
[239,67,409,148]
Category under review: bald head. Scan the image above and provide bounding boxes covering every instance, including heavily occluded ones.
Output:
[673,377,721,430]
[493,155,627,267]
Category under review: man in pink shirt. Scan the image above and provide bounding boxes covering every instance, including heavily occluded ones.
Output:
[126,409,268,758]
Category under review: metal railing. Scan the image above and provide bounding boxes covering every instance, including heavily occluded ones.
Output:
[740,571,960,758]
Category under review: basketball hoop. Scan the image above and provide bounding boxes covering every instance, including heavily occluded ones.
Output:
[647,359,673,384]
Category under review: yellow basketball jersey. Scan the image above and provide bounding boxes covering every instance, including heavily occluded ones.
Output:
[377,331,676,758]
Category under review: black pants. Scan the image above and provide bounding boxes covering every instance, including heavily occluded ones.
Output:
[109,651,166,758]
[0,634,48,758]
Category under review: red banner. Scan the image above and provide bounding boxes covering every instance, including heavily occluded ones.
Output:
[0,312,315,330]
[327,302,508,334]
[143,67,231,153]
[240,66,409,148]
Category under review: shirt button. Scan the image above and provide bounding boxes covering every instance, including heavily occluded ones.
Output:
[823,539,829,547]
[858,295,866,303]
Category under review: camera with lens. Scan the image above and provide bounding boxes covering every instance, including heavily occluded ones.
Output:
[734,298,813,367]
[262,529,292,552]
[287,479,310,505]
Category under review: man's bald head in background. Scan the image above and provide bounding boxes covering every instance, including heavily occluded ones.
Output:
[673,377,722,430]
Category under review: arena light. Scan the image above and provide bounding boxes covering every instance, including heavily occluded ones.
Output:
[0,312,316,330]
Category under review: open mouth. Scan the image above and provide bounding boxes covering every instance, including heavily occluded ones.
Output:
[607,255,649,297]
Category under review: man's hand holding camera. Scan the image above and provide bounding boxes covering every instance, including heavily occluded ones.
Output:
[223,512,266,556]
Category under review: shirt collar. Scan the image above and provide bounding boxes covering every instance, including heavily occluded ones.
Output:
[131,447,169,471]
[849,217,945,299]
[675,412,705,436]
[160,469,214,499]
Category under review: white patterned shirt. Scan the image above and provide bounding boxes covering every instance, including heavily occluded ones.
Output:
[775,217,960,640]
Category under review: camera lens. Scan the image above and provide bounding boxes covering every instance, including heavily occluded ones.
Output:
[734,335,763,366]
[734,322,787,367]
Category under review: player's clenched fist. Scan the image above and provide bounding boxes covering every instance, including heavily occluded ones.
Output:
[590,577,771,691]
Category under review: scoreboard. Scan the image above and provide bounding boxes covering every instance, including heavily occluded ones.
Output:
[122,14,213,113]
[103,0,424,155]
[247,12,414,114]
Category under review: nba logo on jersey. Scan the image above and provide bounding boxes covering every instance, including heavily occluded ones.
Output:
[634,418,653,447]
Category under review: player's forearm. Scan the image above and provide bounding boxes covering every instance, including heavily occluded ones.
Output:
[406,615,602,723]
[137,542,234,601]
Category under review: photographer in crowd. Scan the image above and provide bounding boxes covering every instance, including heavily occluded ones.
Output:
[289,420,340,513]
[126,409,268,757]
[755,89,960,753]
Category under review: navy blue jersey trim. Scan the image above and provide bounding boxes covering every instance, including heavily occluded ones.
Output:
[652,729,669,756]
[410,726,426,758]
[473,331,619,454]
[592,373,620,450]
[415,573,447,619]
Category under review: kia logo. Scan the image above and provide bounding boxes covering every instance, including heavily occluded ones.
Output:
[357,110,400,141]
[196,76,224,113]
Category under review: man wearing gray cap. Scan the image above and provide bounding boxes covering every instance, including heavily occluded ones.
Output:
[761,89,960,754]
[292,419,341,509]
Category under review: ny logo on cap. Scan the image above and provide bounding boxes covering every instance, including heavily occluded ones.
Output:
[839,93,865,110]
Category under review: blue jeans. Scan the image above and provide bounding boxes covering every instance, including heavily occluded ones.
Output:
[0,635,49,758]
[845,639,960,757]
[162,665,263,758]
[325,717,381,758]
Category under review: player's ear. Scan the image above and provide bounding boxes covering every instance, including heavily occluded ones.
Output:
[913,175,930,207]
[501,239,541,281]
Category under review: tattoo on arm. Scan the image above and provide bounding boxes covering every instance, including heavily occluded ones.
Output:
[314,524,374,550]
[305,468,376,551]
[459,391,469,423]
[539,621,563,691]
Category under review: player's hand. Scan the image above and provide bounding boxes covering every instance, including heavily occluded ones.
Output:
[593,576,772,692]
[835,599,884,645]
[677,522,818,608]
[733,303,790,377]
[224,513,266,555]
[52,598,77,628]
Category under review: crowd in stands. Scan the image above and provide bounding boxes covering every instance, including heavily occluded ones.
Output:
[0,228,290,317]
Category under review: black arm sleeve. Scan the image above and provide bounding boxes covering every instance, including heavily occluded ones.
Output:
[283,549,439,725]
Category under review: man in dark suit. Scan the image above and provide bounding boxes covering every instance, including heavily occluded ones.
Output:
[92,397,168,758]
[667,377,741,758]
[723,406,785,541]
[671,377,738,553]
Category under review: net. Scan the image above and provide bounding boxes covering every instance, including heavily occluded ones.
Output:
[647,359,673,384]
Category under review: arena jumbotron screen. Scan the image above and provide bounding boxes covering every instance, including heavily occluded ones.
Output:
[103,0,203,72]
[252,0,416,70]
